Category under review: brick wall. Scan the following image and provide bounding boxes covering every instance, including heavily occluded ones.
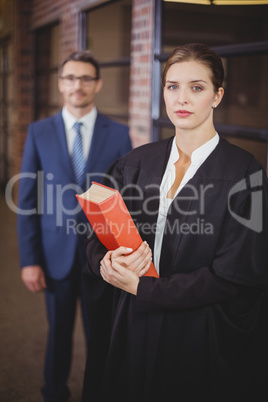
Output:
[12,0,34,194]
[130,0,155,147]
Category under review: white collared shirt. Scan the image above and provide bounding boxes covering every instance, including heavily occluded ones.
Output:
[153,133,219,274]
[62,106,97,160]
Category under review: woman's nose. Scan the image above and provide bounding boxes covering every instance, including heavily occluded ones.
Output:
[176,88,188,105]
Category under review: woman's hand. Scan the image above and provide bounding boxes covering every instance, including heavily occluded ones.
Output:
[111,241,152,277]
[100,242,152,295]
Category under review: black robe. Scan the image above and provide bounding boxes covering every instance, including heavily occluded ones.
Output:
[82,137,268,402]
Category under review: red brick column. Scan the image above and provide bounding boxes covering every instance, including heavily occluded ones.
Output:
[32,0,81,62]
[13,0,34,187]
[129,0,155,147]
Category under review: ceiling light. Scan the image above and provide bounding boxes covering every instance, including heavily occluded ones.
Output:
[163,0,211,4]
[213,0,268,4]
[164,0,268,4]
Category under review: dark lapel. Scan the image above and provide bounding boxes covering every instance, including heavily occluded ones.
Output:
[159,138,226,277]
[139,137,174,251]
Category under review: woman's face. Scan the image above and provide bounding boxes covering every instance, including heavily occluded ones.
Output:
[163,60,223,134]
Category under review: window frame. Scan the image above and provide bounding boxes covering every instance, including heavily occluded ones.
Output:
[82,0,131,123]
[33,21,60,121]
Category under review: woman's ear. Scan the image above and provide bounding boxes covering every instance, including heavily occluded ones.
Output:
[212,87,224,108]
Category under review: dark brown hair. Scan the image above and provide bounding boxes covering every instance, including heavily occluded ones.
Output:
[162,43,224,92]
[58,50,100,79]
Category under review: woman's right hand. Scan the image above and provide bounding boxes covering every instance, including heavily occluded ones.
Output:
[99,242,152,294]
[110,241,152,277]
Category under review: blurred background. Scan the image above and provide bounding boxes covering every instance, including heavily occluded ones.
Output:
[0,0,268,400]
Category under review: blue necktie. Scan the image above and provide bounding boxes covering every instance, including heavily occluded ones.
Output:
[72,122,85,187]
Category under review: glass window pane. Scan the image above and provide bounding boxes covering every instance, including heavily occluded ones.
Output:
[86,0,132,61]
[162,3,268,52]
[96,65,130,117]
[36,30,50,71]
[37,74,49,105]
[50,25,60,68]
[35,24,60,120]
[215,54,268,130]
[86,1,132,122]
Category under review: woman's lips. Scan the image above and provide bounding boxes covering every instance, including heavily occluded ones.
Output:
[176,110,192,118]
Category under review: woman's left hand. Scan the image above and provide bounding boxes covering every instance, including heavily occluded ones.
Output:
[100,252,140,295]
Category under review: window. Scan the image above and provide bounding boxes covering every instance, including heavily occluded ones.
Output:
[85,0,132,124]
[153,1,268,170]
[34,23,60,120]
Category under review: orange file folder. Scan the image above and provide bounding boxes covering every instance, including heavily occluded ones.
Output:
[76,182,159,278]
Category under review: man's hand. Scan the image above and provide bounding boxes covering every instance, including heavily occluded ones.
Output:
[21,265,47,293]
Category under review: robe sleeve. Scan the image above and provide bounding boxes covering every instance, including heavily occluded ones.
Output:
[136,267,263,312]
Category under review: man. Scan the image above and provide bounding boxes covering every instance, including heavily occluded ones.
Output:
[17,50,132,402]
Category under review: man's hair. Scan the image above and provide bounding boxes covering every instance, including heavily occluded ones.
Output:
[58,50,100,79]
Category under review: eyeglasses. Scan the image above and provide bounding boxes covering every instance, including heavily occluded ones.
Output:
[60,75,98,86]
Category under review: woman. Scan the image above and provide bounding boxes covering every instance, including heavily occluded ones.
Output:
[82,43,268,402]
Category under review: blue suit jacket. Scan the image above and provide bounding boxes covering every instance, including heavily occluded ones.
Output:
[17,111,132,280]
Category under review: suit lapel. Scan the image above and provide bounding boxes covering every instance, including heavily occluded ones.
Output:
[84,113,107,174]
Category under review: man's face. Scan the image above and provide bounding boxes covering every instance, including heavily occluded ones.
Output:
[58,60,102,114]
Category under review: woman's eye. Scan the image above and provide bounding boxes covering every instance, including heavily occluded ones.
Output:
[167,84,178,91]
[193,85,202,92]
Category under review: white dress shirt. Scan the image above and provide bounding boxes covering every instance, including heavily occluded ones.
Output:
[62,106,97,160]
[153,133,220,274]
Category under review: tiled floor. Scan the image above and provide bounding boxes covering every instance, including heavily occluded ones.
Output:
[0,193,86,402]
